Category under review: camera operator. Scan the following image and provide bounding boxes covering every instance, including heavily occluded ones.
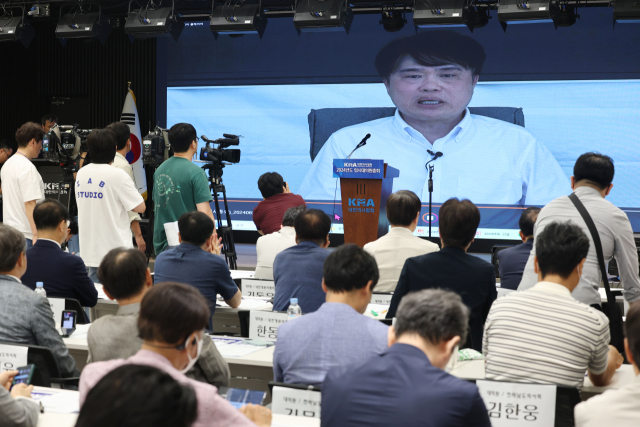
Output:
[0,123,45,248]
[106,122,146,253]
[152,123,216,255]
[41,113,57,134]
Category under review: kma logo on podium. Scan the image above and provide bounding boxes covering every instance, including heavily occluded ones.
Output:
[348,198,375,213]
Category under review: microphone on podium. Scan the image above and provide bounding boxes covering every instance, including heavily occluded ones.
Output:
[346,134,371,159]
[425,150,443,169]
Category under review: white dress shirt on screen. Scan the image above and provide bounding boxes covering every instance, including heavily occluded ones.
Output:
[299,108,569,205]
[0,154,45,239]
[75,164,143,267]
[364,227,439,292]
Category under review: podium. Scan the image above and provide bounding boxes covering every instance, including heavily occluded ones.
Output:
[334,159,400,247]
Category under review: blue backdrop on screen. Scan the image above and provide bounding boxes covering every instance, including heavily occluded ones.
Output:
[160,10,640,237]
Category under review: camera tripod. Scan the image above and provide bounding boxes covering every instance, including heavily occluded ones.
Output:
[202,162,238,270]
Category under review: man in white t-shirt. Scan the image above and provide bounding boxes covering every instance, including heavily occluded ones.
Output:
[0,122,46,248]
[75,129,146,282]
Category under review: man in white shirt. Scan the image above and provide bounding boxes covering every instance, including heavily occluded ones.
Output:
[299,30,567,206]
[364,190,438,292]
[75,129,146,282]
[255,205,306,280]
[106,122,146,253]
[518,153,640,307]
[484,222,623,389]
[574,301,640,427]
[0,122,45,248]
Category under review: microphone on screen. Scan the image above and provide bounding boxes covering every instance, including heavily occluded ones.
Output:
[425,150,443,169]
[346,134,371,159]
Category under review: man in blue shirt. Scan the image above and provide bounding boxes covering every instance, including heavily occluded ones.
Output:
[272,209,331,313]
[154,212,241,315]
[322,289,491,427]
[299,30,568,206]
[274,244,388,386]
[498,207,540,290]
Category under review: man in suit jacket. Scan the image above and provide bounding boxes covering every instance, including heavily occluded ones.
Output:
[21,199,98,307]
[255,206,306,280]
[87,248,230,388]
[364,191,439,292]
[387,198,496,352]
[497,207,540,290]
[0,224,79,378]
[322,289,491,427]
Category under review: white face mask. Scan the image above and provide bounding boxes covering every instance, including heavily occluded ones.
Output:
[179,332,204,374]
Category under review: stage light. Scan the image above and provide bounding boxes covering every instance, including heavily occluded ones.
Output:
[0,7,35,48]
[551,4,578,28]
[124,1,184,41]
[293,0,353,33]
[412,0,478,32]
[497,0,553,31]
[209,1,267,38]
[55,6,112,44]
[380,6,406,32]
[613,0,640,24]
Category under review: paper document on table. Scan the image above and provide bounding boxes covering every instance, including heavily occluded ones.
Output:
[69,324,91,339]
[217,298,272,310]
[211,337,272,358]
[95,284,108,300]
[365,303,390,319]
[31,391,80,414]
[164,221,180,247]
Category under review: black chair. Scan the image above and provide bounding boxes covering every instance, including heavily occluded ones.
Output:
[308,107,526,161]
[0,341,79,389]
[491,245,516,279]
[64,298,90,324]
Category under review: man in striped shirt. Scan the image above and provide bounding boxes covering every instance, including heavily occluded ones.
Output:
[483,221,623,388]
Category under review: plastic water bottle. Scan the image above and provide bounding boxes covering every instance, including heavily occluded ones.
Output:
[287,298,302,320]
[35,282,47,298]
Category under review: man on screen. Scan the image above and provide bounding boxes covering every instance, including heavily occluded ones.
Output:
[299,31,568,206]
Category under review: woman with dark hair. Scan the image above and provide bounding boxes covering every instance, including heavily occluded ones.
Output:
[79,282,271,427]
[76,364,198,427]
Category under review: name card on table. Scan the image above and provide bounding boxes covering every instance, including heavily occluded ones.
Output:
[0,344,28,371]
[333,159,384,179]
[248,311,289,341]
[271,386,322,418]
[241,279,275,299]
[47,298,66,325]
[370,293,393,305]
[476,380,556,426]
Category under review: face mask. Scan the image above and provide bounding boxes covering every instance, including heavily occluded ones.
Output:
[179,332,204,374]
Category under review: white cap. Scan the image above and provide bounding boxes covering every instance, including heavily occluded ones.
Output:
[290,298,298,304]
[36,282,44,288]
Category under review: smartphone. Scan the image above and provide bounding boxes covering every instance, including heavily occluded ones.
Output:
[11,365,35,389]
[225,388,266,409]
[61,310,77,335]
[42,134,50,153]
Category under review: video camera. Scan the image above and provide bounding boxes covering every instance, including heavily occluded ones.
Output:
[142,126,171,168]
[199,134,241,164]
[42,125,91,174]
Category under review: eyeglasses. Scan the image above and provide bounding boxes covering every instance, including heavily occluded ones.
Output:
[194,136,200,144]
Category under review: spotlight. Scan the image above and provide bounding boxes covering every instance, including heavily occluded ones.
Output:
[551,4,579,28]
[0,7,35,48]
[498,0,553,31]
[613,0,640,24]
[210,0,267,38]
[380,6,406,32]
[55,5,112,45]
[412,0,477,32]
[293,0,353,33]
[124,0,184,41]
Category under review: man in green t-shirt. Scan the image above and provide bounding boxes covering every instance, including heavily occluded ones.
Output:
[153,123,215,255]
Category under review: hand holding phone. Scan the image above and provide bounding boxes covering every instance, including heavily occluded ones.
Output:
[0,370,18,391]
[11,365,35,390]
[10,383,33,399]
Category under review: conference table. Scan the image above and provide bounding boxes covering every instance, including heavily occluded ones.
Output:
[34,386,320,427]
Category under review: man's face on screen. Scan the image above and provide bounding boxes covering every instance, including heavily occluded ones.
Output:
[384,57,478,127]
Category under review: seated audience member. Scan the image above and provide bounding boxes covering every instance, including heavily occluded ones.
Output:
[497,207,540,290]
[21,199,98,307]
[88,248,230,388]
[364,190,439,292]
[255,206,306,280]
[252,172,306,235]
[386,198,496,352]
[0,369,39,427]
[0,224,79,378]
[484,222,623,388]
[154,212,241,315]
[80,282,271,427]
[76,129,146,282]
[76,365,198,427]
[322,289,491,427]
[273,209,331,313]
[574,301,640,426]
[274,245,388,386]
